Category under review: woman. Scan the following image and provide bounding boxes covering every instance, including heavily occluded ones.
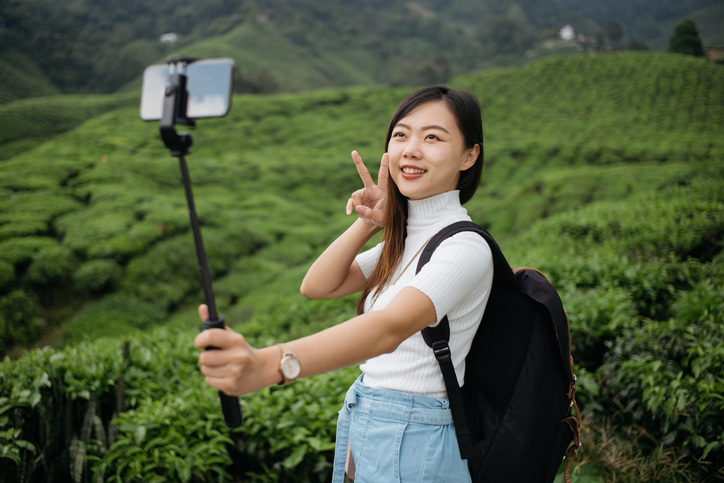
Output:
[195,86,493,482]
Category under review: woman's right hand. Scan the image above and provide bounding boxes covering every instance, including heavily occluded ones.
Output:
[195,304,281,396]
[345,151,389,228]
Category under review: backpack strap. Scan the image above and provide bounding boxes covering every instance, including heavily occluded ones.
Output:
[416,220,508,461]
[515,268,574,383]
[420,313,472,459]
[417,221,516,289]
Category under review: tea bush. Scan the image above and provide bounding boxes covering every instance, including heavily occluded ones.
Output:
[1,53,723,479]
[0,291,40,354]
[601,279,724,466]
[506,166,724,478]
[59,294,166,345]
[26,245,76,288]
[0,322,356,482]
[73,259,122,294]
[0,261,13,293]
[0,237,59,269]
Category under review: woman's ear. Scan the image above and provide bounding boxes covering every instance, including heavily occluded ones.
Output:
[460,143,481,171]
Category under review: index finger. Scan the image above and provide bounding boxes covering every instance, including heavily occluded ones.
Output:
[351,150,375,188]
[194,326,236,351]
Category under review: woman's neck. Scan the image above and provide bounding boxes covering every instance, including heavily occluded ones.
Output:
[406,190,465,229]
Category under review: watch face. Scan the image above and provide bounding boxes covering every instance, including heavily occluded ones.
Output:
[281,356,301,379]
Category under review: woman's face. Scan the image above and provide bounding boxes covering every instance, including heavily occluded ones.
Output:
[387,101,479,201]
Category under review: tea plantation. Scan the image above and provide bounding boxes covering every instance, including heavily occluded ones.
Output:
[1,52,722,481]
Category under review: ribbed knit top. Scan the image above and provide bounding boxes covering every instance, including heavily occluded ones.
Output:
[355,190,493,399]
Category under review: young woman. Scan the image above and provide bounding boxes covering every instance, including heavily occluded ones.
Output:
[195,86,493,482]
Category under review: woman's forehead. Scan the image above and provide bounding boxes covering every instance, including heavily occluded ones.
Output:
[396,101,460,132]
[397,100,457,124]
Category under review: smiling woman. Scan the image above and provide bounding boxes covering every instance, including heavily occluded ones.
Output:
[194,86,490,483]
[387,101,480,201]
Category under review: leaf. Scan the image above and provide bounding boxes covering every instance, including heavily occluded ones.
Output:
[133,426,147,445]
[282,444,308,470]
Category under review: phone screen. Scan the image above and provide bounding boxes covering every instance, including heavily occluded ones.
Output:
[140,58,235,121]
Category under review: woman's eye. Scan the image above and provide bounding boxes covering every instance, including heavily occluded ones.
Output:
[392,132,405,138]
[426,134,439,140]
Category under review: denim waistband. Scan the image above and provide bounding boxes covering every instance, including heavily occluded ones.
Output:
[345,376,453,426]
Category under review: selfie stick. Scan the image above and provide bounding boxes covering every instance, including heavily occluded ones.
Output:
[159,57,242,428]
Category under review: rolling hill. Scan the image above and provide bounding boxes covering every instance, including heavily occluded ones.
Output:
[0,51,722,481]
[1,51,721,354]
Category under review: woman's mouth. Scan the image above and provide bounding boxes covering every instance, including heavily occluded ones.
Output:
[402,167,426,174]
[401,167,426,179]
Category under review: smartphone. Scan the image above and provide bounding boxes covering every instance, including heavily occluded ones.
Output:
[140,58,235,121]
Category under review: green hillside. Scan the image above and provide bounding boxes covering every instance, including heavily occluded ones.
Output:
[0,50,61,104]
[3,0,721,100]
[1,52,723,481]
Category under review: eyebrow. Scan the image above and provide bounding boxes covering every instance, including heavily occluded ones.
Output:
[395,122,451,134]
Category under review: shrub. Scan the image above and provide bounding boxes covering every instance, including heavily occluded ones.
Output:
[0,260,14,294]
[563,286,637,369]
[73,259,122,294]
[26,245,75,287]
[600,280,724,475]
[59,294,166,346]
[0,290,41,356]
[95,389,235,483]
[0,340,126,483]
[0,237,58,269]
[87,222,166,260]
[121,236,199,309]
[0,213,47,240]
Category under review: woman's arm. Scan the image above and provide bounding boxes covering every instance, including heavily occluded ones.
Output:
[194,286,437,397]
[300,218,379,299]
[300,151,389,299]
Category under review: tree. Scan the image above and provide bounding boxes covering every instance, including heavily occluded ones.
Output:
[605,19,624,51]
[668,18,704,57]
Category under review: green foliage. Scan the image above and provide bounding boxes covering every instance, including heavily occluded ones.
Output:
[0,53,723,480]
[0,50,60,104]
[0,261,13,294]
[601,279,724,465]
[668,18,705,57]
[0,92,138,160]
[505,166,724,479]
[121,236,201,310]
[73,259,122,294]
[0,324,355,482]
[59,294,166,345]
[26,245,76,288]
[0,340,125,482]
[0,237,59,271]
[0,291,41,355]
[97,390,235,483]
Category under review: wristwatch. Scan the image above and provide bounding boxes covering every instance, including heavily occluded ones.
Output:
[278,343,301,385]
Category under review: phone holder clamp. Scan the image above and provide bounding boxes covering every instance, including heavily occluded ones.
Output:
[160,58,198,157]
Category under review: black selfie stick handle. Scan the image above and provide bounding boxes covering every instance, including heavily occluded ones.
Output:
[202,317,244,429]
[179,153,243,429]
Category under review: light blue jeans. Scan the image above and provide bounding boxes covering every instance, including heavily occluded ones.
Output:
[332,375,471,483]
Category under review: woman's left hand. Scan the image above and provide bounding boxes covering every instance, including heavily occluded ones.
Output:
[345,151,389,228]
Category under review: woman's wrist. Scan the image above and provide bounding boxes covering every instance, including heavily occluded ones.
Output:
[259,345,285,387]
[352,216,383,239]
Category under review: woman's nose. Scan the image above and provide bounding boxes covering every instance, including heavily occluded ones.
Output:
[402,138,421,159]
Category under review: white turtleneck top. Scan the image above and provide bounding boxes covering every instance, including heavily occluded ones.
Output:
[355,190,493,399]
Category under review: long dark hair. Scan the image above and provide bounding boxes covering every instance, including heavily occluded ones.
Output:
[357,86,484,314]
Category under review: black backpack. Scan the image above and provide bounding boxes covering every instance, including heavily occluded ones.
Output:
[417,221,581,483]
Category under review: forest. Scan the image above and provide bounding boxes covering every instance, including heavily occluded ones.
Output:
[0,49,722,481]
[1,0,722,97]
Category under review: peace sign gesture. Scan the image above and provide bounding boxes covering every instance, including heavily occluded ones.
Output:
[345,151,389,228]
